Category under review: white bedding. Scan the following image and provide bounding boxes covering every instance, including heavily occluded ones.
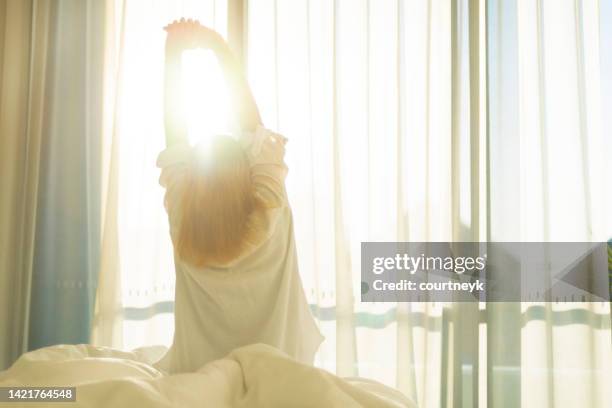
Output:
[0,343,415,408]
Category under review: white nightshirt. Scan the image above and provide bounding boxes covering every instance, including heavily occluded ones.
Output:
[154,126,324,374]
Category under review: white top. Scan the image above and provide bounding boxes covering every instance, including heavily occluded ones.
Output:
[154,126,324,373]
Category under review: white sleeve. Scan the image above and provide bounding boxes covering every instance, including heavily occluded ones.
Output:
[156,142,191,222]
[241,126,288,206]
[156,142,191,188]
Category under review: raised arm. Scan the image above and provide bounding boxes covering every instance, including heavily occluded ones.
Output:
[208,37,263,133]
[163,19,262,144]
[163,20,191,147]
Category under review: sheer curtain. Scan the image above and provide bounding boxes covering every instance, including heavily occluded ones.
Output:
[0,0,52,369]
[246,0,610,406]
[247,0,484,403]
[92,0,611,406]
[488,0,611,407]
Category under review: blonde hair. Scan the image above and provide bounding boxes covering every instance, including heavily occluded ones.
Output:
[174,136,265,268]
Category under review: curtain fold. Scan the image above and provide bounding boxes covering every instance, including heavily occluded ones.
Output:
[91,0,125,350]
[28,0,105,352]
[0,0,40,370]
[0,0,55,369]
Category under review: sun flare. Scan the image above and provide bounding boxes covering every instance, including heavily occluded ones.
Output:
[181,49,230,147]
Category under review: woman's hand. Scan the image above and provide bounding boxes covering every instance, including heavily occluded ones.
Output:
[164,18,224,53]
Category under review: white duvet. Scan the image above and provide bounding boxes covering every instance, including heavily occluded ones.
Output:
[0,343,414,408]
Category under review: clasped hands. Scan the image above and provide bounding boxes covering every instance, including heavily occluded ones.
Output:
[164,18,224,52]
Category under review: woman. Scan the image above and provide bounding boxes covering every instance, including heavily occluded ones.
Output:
[154,19,324,374]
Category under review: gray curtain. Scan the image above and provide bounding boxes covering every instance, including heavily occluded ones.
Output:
[0,0,105,369]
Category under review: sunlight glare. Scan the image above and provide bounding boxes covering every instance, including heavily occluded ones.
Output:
[181,49,230,148]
